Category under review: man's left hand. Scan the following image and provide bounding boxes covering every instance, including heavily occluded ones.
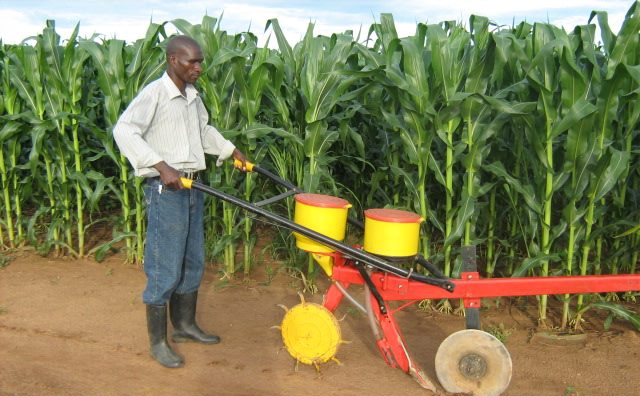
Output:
[232,149,248,171]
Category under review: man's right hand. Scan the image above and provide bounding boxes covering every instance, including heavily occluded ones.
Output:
[153,161,183,190]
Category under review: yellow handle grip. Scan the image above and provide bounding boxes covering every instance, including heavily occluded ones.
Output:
[233,159,254,172]
[180,177,193,189]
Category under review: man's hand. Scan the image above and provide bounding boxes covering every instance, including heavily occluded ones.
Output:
[232,149,249,171]
[153,161,183,189]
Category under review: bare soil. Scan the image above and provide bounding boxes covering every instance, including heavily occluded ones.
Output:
[1,249,639,396]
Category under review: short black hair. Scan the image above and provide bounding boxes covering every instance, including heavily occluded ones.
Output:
[166,35,201,58]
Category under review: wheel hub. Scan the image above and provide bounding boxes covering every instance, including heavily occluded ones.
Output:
[459,352,487,380]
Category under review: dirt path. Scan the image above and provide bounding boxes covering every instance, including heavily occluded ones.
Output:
[1,250,639,396]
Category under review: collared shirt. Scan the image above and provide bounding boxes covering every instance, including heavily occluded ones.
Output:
[113,72,235,178]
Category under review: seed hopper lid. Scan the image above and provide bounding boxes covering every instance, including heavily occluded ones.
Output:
[295,193,351,209]
[364,208,423,223]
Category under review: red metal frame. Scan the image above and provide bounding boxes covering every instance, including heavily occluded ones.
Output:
[321,253,640,383]
[328,258,640,305]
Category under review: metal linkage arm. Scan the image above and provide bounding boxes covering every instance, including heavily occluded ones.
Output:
[414,254,447,279]
[355,262,387,315]
[182,178,455,292]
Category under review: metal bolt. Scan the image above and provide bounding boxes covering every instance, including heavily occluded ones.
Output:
[459,353,487,380]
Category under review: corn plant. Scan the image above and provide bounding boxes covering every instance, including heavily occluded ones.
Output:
[613,85,640,275]
[555,24,599,329]
[0,46,22,248]
[489,23,536,276]
[299,32,357,193]
[8,40,65,255]
[522,23,574,326]
[227,39,287,274]
[574,4,640,321]
[263,19,307,264]
[264,18,306,193]
[285,23,363,275]
[426,21,470,276]
[39,21,93,257]
[79,38,131,260]
[361,15,440,263]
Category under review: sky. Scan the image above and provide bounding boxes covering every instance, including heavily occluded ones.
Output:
[0,0,634,46]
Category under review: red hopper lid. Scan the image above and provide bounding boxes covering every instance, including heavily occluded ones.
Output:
[364,208,423,223]
[295,193,351,208]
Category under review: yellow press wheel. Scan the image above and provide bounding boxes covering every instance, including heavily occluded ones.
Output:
[279,295,343,366]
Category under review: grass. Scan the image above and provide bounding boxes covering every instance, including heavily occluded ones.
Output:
[257,264,277,286]
[417,299,434,312]
[486,323,513,343]
[0,253,13,269]
[564,385,579,396]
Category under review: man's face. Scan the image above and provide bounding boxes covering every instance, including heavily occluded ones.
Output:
[169,44,204,85]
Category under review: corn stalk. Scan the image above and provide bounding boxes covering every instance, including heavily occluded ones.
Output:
[0,48,22,248]
[576,4,640,316]
[427,21,469,276]
[8,42,62,255]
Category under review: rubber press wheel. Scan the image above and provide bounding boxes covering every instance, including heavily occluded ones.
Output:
[435,329,512,396]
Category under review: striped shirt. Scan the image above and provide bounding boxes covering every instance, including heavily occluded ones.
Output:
[113,72,235,178]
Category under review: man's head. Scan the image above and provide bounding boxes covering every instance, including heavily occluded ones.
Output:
[166,35,204,88]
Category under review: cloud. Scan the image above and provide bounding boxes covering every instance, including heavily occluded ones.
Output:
[0,9,44,43]
[382,0,630,16]
[587,10,628,34]
[379,0,629,31]
[0,1,631,45]
[158,2,385,45]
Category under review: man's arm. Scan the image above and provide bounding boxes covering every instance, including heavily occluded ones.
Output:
[153,161,183,189]
[113,91,163,172]
[196,99,237,165]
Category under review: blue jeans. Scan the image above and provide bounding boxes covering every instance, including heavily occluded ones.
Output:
[142,177,205,305]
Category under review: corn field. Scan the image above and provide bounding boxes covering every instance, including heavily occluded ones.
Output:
[1,4,640,329]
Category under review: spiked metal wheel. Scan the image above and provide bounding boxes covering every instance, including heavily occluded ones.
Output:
[279,295,343,366]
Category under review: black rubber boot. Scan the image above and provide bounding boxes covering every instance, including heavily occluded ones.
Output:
[170,291,221,344]
[146,304,184,368]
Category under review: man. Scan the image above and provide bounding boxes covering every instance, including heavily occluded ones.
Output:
[114,35,247,368]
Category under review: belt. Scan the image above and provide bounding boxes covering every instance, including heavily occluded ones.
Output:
[182,170,201,180]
